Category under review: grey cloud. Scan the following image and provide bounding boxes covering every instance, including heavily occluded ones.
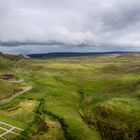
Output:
[0,0,140,53]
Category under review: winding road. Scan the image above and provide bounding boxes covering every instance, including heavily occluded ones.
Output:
[0,63,32,104]
[0,85,32,104]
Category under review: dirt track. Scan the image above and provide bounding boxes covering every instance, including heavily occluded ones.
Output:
[0,85,32,104]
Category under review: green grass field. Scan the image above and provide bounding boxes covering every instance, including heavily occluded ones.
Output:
[0,53,140,140]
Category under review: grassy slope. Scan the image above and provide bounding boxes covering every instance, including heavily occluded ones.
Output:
[0,53,140,140]
[0,56,25,101]
[0,56,15,99]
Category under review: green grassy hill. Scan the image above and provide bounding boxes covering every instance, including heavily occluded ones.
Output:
[0,53,25,101]
[0,53,140,140]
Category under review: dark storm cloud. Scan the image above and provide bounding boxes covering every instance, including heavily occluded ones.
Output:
[0,0,140,52]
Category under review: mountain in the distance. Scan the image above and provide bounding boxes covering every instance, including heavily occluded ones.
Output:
[27,51,139,58]
[0,52,24,61]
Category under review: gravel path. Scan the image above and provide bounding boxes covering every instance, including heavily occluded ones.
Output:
[0,85,32,104]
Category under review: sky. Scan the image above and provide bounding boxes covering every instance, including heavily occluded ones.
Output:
[0,0,140,54]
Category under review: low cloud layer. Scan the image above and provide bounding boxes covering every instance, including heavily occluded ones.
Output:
[0,0,140,53]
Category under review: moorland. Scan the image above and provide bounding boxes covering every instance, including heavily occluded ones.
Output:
[0,52,140,140]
